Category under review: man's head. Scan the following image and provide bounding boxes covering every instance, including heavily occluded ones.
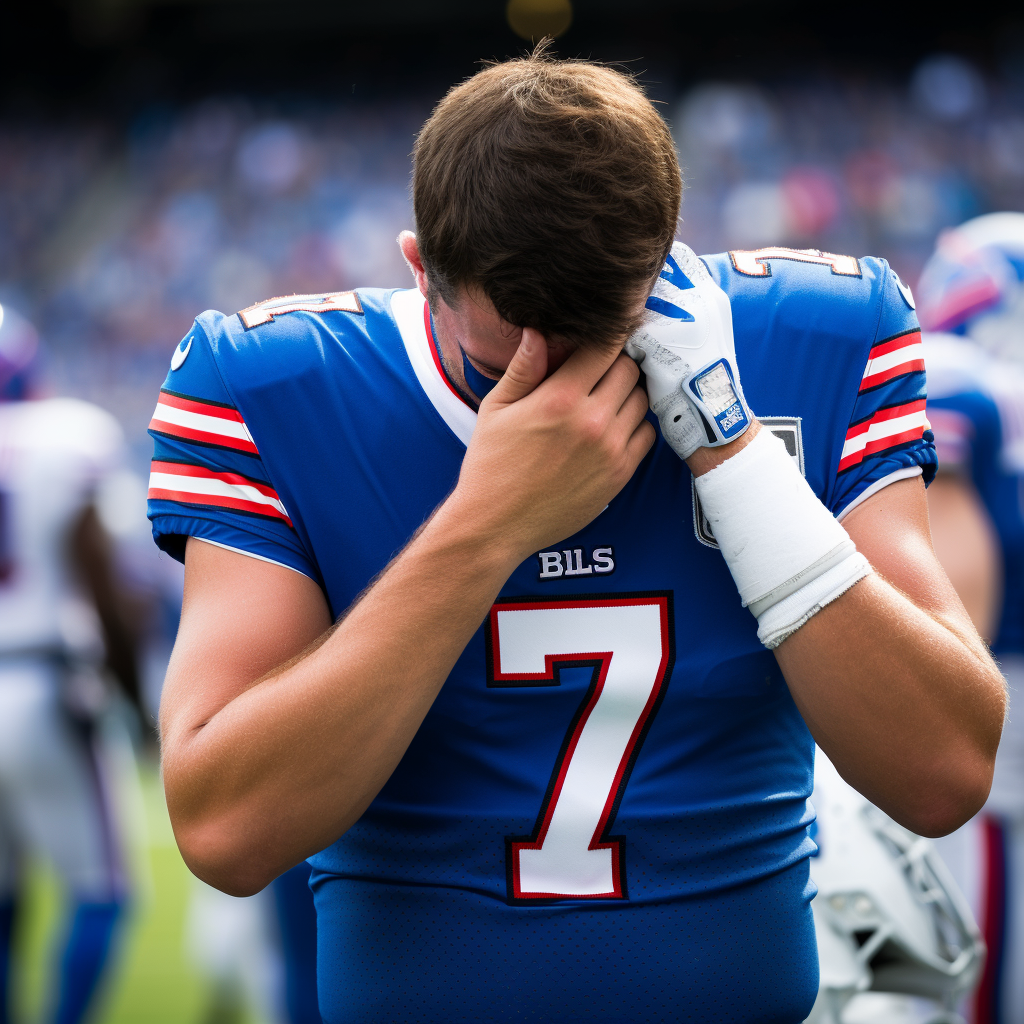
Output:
[408,45,682,376]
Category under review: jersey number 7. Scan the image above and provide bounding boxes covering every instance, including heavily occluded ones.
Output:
[486,595,675,903]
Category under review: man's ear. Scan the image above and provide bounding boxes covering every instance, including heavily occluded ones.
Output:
[398,231,429,298]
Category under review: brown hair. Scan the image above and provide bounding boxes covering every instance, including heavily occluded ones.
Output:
[412,45,682,349]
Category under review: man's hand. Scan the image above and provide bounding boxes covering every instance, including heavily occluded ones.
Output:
[443,328,655,564]
[626,242,751,459]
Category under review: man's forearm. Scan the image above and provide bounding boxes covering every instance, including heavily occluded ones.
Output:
[774,572,1005,836]
[164,500,521,895]
[684,424,1004,836]
[160,335,653,894]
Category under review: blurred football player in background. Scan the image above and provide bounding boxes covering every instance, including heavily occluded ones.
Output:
[185,878,283,1024]
[917,212,1024,1024]
[0,304,145,1024]
[184,864,320,1024]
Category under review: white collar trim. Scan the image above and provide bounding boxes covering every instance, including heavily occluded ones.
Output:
[390,288,477,448]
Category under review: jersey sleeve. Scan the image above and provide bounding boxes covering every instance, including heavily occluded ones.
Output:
[147,321,320,581]
[829,264,938,518]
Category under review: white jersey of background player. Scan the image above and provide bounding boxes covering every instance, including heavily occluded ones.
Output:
[0,304,141,1024]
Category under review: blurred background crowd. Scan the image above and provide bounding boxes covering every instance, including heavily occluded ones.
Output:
[3,2,1022,468]
[3,20,1023,470]
[1,0,1022,1021]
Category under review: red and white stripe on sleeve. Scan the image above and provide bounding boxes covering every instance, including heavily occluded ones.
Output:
[838,399,930,474]
[149,389,260,456]
[148,460,293,527]
[859,330,924,392]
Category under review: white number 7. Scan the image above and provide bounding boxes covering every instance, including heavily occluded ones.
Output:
[486,595,674,902]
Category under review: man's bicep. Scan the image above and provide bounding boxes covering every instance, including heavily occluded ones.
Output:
[160,536,333,741]
[842,476,976,635]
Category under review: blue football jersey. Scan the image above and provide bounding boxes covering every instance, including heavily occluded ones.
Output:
[149,250,934,1022]
[924,333,1024,655]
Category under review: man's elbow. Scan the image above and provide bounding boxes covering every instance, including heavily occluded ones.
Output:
[896,759,994,839]
[905,675,1006,837]
[173,818,280,897]
[161,750,286,895]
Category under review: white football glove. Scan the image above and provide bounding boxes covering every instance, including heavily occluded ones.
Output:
[625,242,752,460]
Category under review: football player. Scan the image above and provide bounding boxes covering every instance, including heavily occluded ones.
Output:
[150,53,1005,1022]
[0,304,141,1024]
[918,212,1024,1024]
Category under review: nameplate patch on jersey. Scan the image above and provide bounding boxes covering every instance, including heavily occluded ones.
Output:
[729,247,861,278]
[238,291,363,329]
[693,418,805,549]
[536,546,615,580]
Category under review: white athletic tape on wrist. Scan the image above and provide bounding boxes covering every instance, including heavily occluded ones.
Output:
[693,427,871,648]
[754,551,870,648]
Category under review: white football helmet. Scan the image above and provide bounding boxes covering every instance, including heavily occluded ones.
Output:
[917,212,1024,365]
[804,751,983,1024]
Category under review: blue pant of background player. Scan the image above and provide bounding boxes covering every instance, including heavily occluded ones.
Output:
[272,862,321,1024]
[0,667,130,1024]
[0,896,122,1024]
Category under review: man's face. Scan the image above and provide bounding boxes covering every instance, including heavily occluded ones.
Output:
[431,283,649,402]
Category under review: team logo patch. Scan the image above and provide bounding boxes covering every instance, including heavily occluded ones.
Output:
[693,417,805,549]
[893,272,916,310]
[171,336,192,370]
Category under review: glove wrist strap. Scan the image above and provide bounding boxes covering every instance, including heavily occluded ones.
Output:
[681,357,752,447]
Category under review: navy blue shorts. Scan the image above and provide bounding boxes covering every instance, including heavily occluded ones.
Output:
[311,861,818,1023]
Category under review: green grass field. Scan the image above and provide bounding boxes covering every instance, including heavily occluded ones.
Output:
[10,762,251,1024]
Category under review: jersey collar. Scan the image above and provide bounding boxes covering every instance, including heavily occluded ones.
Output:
[424,306,481,413]
[390,288,477,447]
